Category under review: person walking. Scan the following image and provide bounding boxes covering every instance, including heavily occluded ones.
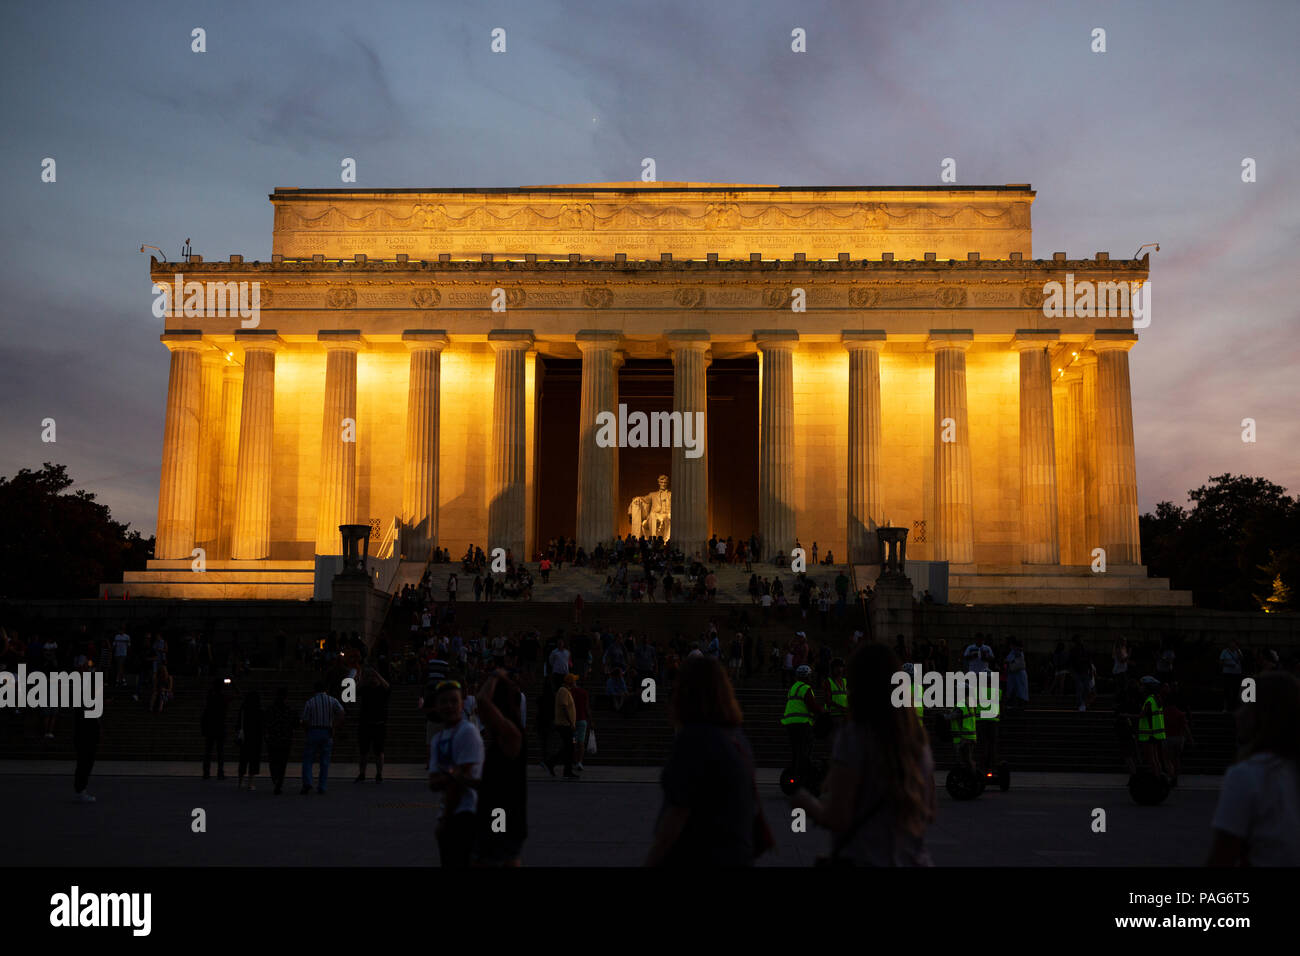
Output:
[646,656,768,866]
[72,661,101,803]
[791,642,937,866]
[428,680,485,868]
[1208,672,1300,866]
[474,669,527,866]
[200,679,230,780]
[263,687,294,795]
[546,673,579,778]
[300,681,344,795]
[1068,636,1092,712]
[236,690,264,791]
[356,667,391,783]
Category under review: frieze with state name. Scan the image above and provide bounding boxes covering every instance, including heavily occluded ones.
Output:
[277,200,1032,234]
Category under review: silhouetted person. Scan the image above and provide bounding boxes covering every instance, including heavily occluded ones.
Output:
[201,679,231,780]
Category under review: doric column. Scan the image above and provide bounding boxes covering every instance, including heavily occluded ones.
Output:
[844,331,886,563]
[756,331,798,559]
[193,350,225,553]
[928,331,975,565]
[401,331,448,562]
[488,331,533,560]
[1076,350,1101,560]
[668,331,710,561]
[155,333,206,560]
[1053,368,1086,565]
[216,362,243,559]
[315,332,361,555]
[230,332,281,561]
[576,331,622,550]
[1093,332,1141,565]
[1012,332,1060,565]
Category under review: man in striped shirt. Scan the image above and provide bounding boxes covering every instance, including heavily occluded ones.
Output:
[300,680,344,795]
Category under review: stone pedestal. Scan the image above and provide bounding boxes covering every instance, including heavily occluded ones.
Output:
[869,526,915,656]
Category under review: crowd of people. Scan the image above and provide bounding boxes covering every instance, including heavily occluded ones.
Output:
[4,590,1298,867]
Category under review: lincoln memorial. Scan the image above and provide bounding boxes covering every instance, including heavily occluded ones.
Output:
[117,183,1187,605]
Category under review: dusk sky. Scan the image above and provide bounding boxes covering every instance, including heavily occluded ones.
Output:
[1,0,1296,536]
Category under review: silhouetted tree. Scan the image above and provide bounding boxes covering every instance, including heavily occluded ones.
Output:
[0,463,153,598]
[1140,473,1300,610]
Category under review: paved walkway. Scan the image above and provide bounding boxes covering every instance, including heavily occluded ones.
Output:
[2,763,1221,867]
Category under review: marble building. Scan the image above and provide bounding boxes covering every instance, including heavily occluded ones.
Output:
[117,182,1187,605]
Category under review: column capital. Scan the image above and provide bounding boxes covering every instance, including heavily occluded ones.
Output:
[318,330,364,351]
[613,350,628,370]
[234,330,283,352]
[575,330,623,352]
[1091,330,1138,353]
[842,330,887,351]
[1010,330,1060,351]
[401,330,450,351]
[753,330,799,351]
[926,330,974,352]
[665,330,710,346]
[487,329,534,351]
[160,331,207,352]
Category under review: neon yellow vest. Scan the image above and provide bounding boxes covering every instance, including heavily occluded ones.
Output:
[1137,695,1166,742]
[949,706,976,743]
[782,682,814,725]
[826,677,848,715]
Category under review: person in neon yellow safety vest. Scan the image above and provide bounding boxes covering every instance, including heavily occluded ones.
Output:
[1136,676,1168,775]
[782,664,823,787]
[946,702,977,775]
[823,658,849,720]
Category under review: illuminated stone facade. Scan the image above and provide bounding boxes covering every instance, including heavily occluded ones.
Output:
[121,183,1188,604]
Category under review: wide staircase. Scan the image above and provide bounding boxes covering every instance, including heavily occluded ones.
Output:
[408,559,855,607]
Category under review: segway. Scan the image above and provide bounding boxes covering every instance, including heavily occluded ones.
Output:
[779,757,828,796]
[986,761,1011,792]
[1128,768,1171,805]
[945,764,985,800]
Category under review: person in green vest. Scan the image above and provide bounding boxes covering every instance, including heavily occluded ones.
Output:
[782,664,823,787]
[1136,675,1168,775]
[946,702,977,776]
[822,658,849,722]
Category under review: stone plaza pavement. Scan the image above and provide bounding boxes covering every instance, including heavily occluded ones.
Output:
[1,762,1221,867]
